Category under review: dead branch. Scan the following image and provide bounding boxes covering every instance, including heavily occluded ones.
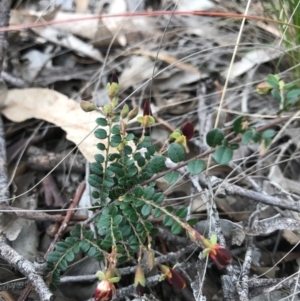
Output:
[26,146,85,173]
[0,235,54,301]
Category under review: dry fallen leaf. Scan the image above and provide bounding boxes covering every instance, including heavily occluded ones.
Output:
[102,0,128,46]
[10,9,103,61]
[129,49,200,75]
[2,88,106,163]
[222,48,282,79]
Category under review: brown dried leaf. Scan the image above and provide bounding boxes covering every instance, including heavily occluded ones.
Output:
[2,88,108,162]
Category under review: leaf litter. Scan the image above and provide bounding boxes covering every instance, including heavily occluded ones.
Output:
[1,0,300,300]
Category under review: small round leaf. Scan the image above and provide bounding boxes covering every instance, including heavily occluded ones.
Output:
[187,159,205,175]
[206,128,224,147]
[214,146,233,165]
[94,129,107,139]
[168,143,185,163]
[164,171,180,185]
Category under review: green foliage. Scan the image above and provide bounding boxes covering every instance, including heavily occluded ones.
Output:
[206,129,224,147]
[168,143,185,163]
[164,171,180,185]
[47,73,291,288]
[187,159,205,175]
[214,146,233,165]
[257,74,300,113]
[47,225,105,288]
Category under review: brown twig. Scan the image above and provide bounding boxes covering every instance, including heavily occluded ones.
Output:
[46,181,86,256]
[0,204,87,222]
[26,146,85,173]
[42,174,65,207]
[0,11,297,33]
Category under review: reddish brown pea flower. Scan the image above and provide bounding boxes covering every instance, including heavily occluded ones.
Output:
[159,264,186,289]
[137,100,155,128]
[143,99,152,116]
[202,235,232,269]
[181,122,194,142]
[209,245,232,269]
[134,265,146,296]
[110,71,119,84]
[94,280,116,301]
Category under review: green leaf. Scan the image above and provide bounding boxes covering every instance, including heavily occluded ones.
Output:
[133,198,145,207]
[153,193,164,204]
[164,171,179,185]
[284,82,298,90]
[64,237,76,247]
[113,215,123,225]
[121,225,132,237]
[94,154,105,164]
[266,74,279,89]
[171,222,182,235]
[124,145,132,154]
[108,163,123,175]
[206,128,224,147]
[96,118,108,126]
[242,129,254,145]
[97,143,106,151]
[127,166,138,177]
[47,251,61,263]
[91,191,100,199]
[55,242,69,252]
[124,194,135,203]
[132,186,144,198]
[109,155,122,163]
[64,250,75,262]
[126,133,135,141]
[168,143,185,163]
[141,203,152,216]
[113,229,122,240]
[59,259,68,271]
[229,143,239,150]
[111,125,120,134]
[187,159,205,175]
[71,224,81,237]
[94,129,107,139]
[144,221,153,232]
[153,208,163,218]
[103,177,115,188]
[110,135,122,147]
[176,207,188,218]
[163,215,174,227]
[80,241,90,252]
[137,156,146,167]
[252,132,262,142]
[90,162,103,176]
[128,212,138,223]
[128,236,139,250]
[88,247,97,257]
[233,116,247,134]
[143,186,155,199]
[262,129,276,139]
[286,89,300,105]
[271,89,281,102]
[136,222,144,232]
[88,174,101,188]
[214,146,233,165]
[187,218,198,226]
[148,156,166,173]
[83,230,94,240]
